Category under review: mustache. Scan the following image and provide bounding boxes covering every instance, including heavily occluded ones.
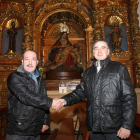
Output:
[27,64,33,67]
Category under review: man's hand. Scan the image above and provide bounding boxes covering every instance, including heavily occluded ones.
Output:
[52,98,63,111]
[117,127,131,139]
[57,99,66,106]
[42,125,49,133]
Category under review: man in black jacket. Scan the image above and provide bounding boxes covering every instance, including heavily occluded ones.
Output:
[6,50,63,140]
[58,39,137,140]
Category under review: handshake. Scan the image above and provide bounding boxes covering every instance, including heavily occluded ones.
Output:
[52,98,66,111]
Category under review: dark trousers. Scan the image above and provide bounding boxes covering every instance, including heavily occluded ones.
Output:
[89,131,122,140]
[6,134,40,140]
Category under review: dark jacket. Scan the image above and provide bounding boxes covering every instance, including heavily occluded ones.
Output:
[61,56,137,133]
[6,65,53,136]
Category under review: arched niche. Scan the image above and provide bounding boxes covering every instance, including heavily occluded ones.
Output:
[101,12,132,58]
[43,20,86,70]
[0,16,24,53]
[33,7,93,70]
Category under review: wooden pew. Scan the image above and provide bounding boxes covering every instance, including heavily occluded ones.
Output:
[76,108,89,140]
[135,113,140,128]
[49,129,58,140]
[56,118,75,140]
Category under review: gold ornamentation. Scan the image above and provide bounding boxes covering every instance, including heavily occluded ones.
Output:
[0,53,22,61]
[41,11,85,35]
[5,2,25,16]
[92,1,102,40]
[129,1,140,86]
[109,50,131,58]
[0,66,18,71]
[35,4,91,31]
[4,18,24,29]
[23,1,34,51]
[105,15,123,26]
[130,1,140,55]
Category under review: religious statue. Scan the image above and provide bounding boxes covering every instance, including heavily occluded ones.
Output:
[109,21,123,51]
[46,22,82,72]
[7,21,17,52]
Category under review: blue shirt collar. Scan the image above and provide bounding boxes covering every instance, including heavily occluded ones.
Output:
[22,65,39,78]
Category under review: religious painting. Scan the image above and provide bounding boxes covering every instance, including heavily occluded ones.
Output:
[104,25,128,51]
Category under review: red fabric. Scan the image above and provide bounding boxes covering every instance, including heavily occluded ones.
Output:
[64,54,73,67]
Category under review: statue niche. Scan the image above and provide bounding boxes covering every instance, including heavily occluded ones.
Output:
[109,21,123,51]
[45,22,83,80]
[7,21,17,53]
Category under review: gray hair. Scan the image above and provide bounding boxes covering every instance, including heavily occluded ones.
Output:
[93,39,109,50]
[22,49,38,60]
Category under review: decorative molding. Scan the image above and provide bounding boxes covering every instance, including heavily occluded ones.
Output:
[110,50,131,58]
[35,3,92,31]
[0,53,22,61]
[1,2,25,17]
[0,66,18,71]
[22,1,34,51]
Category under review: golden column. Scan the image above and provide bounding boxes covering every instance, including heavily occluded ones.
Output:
[130,0,140,87]
[22,0,34,51]
[92,0,103,40]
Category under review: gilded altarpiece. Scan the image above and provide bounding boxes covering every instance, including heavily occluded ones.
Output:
[0,0,140,108]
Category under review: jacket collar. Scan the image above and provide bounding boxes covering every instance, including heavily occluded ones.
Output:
[17,65,39,78]
[93,56,110,68]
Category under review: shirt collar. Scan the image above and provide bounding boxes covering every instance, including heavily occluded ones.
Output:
[96,61,101,68]
[22,65,39,78]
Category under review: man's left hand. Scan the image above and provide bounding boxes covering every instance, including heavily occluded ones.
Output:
[42,125,49,133]
[117,127,131,139]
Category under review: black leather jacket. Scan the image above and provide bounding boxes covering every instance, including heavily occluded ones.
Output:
[6,65,53,136]
[62,56,137,133]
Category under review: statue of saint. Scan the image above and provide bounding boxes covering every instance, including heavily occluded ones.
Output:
[46,22,82,72]
[7,21,17,52]
[109,22,123,51]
